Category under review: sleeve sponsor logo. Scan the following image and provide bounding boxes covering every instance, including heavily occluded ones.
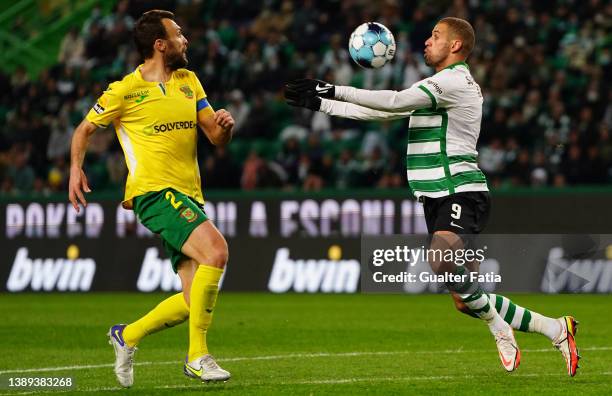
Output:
[93,103,105,114]
[425,79,443,95]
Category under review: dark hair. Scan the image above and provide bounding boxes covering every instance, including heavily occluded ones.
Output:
[133,10,175,59]
[439,17,475,57]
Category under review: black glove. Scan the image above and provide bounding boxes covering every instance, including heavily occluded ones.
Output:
[284,85,322,111]
[286,78,335,99]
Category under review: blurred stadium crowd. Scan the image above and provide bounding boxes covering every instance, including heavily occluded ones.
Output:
[0,0,610,195]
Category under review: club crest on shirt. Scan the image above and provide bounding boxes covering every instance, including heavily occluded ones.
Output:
[180,84,194,99]
[180,207,198,222]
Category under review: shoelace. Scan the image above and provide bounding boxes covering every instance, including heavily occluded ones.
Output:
[119,347,136,370]
[553,338,569,356]
[200,356,220,371]
[552,326,568,346]
[494,331,515,354]
[494,331,509,342]
[128,349,135,365]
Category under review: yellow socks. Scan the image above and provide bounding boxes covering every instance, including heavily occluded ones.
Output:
[123,292,189,347]
[188,265,224,362]
[120,264,223,358]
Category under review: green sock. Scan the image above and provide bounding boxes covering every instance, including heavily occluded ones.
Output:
[488,293,560,339]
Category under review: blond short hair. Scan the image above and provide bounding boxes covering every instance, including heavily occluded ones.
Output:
[439,17,475,56]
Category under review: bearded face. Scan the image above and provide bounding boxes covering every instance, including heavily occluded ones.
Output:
[164,39,188,70]
[160,18,189,70]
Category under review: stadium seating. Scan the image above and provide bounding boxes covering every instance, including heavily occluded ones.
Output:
[0,0,610,193]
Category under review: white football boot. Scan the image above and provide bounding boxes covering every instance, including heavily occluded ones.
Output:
[491,321,521,372]
[107,324,136,387]
[553,316,580,376]
[184,354,231,382]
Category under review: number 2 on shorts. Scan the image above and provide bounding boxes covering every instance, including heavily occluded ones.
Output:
[165,191,183,210]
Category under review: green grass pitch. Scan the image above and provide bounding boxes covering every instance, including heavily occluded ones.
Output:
[1,293,610,395]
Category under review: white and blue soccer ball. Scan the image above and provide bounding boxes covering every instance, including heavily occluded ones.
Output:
[348,22,396,69]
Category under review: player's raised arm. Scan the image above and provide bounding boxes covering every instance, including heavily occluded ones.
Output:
[334,84,434,112]
[193,72,234,145]
[285,78,434,113]
[68,119,96,212]
[319,98,412,121]
[284,80,412,120]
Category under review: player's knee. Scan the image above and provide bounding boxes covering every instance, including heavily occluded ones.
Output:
[207,243,229,268]
[428,231,462,275]
[431,231,462,250]
[187,225,229,268]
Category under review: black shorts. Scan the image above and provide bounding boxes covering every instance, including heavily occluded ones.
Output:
[422,191,490,235]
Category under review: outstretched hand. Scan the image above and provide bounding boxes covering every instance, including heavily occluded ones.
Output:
[284,85,322,111]
[284,78,336,111]
[286,78,335,99]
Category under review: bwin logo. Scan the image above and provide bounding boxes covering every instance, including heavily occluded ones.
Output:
[137,248,182,292]
[6,246,96,292]
[267,247,360,293]
[541,247,612,293]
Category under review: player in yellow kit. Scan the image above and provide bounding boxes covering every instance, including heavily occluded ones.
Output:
[68,10,234,387]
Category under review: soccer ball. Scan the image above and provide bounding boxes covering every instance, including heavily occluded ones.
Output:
[348,22,396,69]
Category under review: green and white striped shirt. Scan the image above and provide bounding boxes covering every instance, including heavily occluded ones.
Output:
[320,61,488,199]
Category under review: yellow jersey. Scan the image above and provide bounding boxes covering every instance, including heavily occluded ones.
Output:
[86,66,214,208]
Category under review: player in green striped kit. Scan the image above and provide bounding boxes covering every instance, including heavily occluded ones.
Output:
[285,17,580,376]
